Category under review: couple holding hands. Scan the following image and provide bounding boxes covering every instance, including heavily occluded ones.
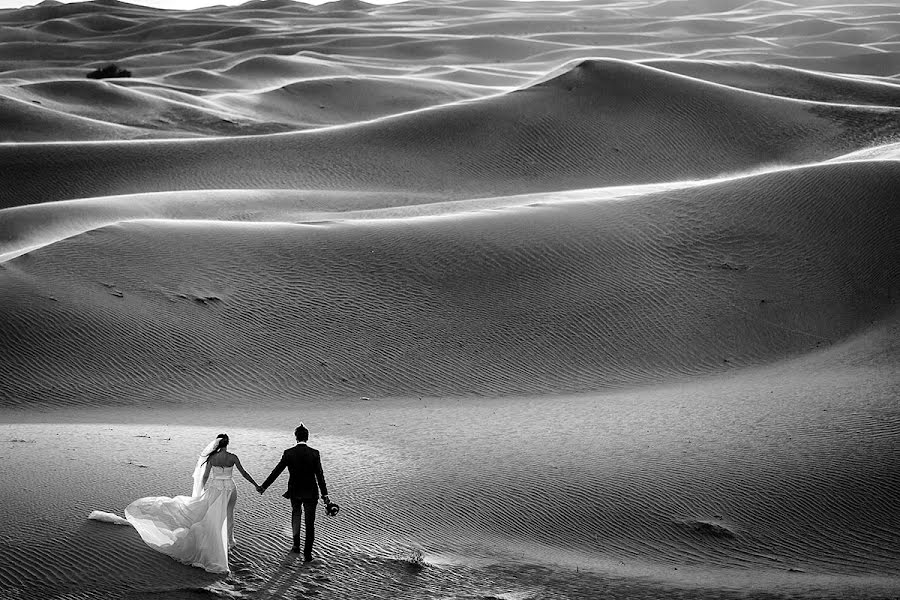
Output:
[97,423,335,573]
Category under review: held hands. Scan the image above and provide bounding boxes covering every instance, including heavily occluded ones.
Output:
[256,484,265,495]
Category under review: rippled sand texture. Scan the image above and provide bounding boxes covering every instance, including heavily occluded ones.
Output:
[2,0,900,141]
[1,0,899,599]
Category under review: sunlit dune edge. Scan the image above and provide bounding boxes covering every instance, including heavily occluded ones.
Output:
[2,0,899,141]
[3,159,897,402]
[2,155,898,263]
[2,58,899,211]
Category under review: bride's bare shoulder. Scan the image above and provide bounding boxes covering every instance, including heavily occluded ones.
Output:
[209,451,237,467]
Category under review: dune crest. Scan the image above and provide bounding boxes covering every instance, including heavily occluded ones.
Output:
[3,58,899,209]
[3,0,899,138]
[2,160,897,403]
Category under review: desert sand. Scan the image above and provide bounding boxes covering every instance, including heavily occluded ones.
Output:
[0,0,898,598]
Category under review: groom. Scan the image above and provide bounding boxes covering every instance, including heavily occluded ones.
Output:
[258,423,331,561]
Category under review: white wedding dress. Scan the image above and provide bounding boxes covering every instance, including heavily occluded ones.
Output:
[125,465,236,573]
[90,464,236,573]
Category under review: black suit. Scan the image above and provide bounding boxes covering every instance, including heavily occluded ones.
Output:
[261,443,329,558]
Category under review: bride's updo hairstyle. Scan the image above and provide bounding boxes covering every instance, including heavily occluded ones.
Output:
[203,433,229,464]
[213,433,229,452]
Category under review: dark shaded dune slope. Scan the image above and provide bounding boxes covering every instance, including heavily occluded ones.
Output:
[212,76,482,128]
[0,40,131,63]
[20,78,194,110]
[2,59,898,207]
[95,20,259,43]
[0,95,182,142]
[1,160,897,406]
[0,24,61,42]
[8,79,289,138]
[303,34,564,62]
[643,59,900,106]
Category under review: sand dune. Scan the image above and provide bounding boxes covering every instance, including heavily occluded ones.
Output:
[1,326,898,599]
[0,90,209,141]
[2,160,897,404]
[3,58,899,207]
[6,78,295,137]
[0,22,61,40]
[3,0,899,139]
[218,55,355,82]
[1,1,898,599]
[211,76,485,129]
[643,59,900,105]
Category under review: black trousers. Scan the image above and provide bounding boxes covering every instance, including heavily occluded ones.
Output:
[290,498,318,557]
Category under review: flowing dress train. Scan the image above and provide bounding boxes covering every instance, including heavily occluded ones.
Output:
[124,465,236,573]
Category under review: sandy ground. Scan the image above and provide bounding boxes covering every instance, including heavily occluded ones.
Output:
[0,0,898,598]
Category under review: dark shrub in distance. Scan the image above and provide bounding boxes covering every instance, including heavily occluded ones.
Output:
[87,64,132,79]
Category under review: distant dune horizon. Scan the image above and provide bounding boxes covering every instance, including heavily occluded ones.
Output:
[1,0,897,598]
[0,0,407,11]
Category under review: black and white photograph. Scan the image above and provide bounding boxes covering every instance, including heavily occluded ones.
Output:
[0,0,898,598]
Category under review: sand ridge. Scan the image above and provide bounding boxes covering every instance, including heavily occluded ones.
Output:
[1,1,899,599]
[2,0,899,139]
[2,58,899,208]
[2,160,897,403]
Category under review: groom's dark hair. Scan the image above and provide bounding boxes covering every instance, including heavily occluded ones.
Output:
[295,424,309,442]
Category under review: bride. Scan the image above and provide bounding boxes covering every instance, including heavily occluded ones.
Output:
[90,433,260,573]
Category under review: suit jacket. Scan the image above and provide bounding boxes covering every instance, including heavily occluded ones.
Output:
[261,443,329,500]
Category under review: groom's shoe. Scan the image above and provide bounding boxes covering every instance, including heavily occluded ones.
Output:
[290,545,301,554]
[303,554,313,563]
